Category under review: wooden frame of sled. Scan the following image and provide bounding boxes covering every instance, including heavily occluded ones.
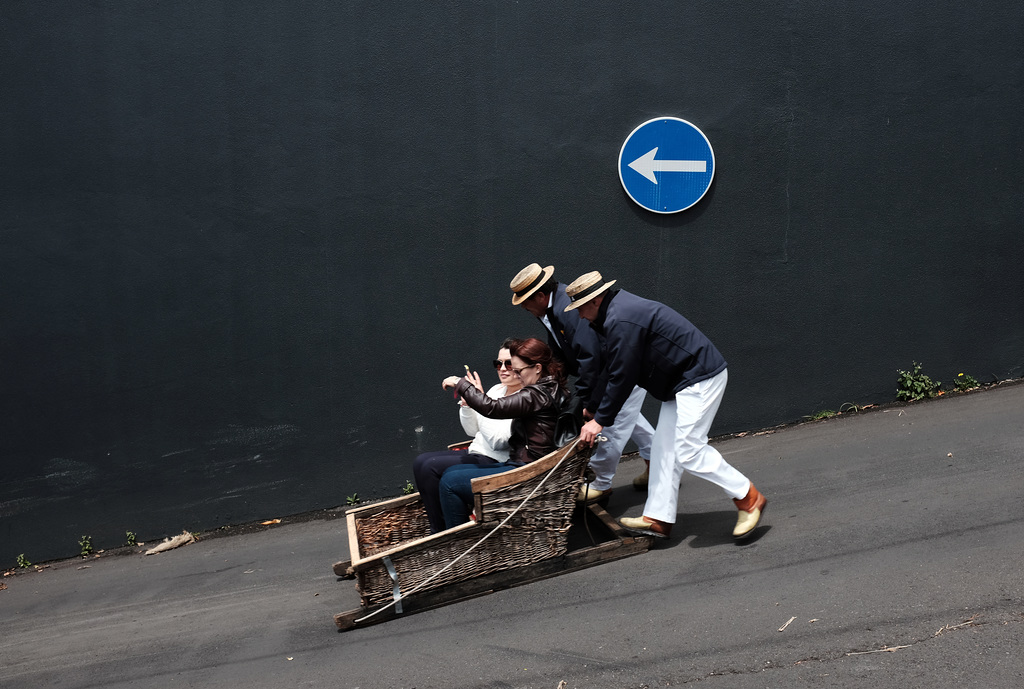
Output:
[332,439,654,631]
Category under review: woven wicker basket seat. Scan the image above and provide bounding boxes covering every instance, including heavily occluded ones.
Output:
[343,439,592,608]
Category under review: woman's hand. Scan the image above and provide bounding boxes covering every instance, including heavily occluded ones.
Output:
[467,369,484,394]
[442,376,462,390]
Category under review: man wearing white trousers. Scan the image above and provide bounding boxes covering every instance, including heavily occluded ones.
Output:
[566,270,767,540]
[510,263,655,502]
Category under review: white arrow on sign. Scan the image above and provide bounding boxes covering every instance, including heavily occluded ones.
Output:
[627,147,707,184]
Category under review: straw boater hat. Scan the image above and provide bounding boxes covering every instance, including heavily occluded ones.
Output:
[509,263,555,305]
[563,271,617,311]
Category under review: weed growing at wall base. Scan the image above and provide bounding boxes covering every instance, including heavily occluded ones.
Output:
[896,362,942,402]
[896,363,986,401]
[803,402,872,423]
[954,372,980,392]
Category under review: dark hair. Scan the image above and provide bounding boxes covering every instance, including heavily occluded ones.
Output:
[536,276,557,297]
[510,337,567,390]
[499,337,523,352]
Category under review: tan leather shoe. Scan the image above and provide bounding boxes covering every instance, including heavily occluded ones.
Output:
[732,483,767,538]
[619,515,671,539]
[576,485,612,504]
[632,464,649,490]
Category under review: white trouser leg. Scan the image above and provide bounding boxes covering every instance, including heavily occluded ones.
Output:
[588,385,651,490]
[643,369,751,524]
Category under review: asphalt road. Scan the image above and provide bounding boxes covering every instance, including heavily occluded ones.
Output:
[2,383,1022,688]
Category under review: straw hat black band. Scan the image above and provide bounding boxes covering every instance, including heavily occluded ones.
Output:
[514,272,548,299]
[563,271,616,311]
[510,264,555,305]
[567,280,609,304]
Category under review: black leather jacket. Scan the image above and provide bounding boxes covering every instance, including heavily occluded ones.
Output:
[455,376,563,464]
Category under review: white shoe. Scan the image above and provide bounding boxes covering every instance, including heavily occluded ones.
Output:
[576,485,612,504]
[732,484,767,538]
[619,515,671,538]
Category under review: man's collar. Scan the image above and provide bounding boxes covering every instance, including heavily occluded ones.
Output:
[593,289,618,330]
[544,289,555,315]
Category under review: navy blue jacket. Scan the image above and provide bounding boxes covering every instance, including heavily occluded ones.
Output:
[540,283,601,408]
[589,289,727,427]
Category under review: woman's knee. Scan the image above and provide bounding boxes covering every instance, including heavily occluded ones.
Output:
[439,467,472,498]
[412,453,430,473]
[438,470,460,495]
[412,453,436,485]
[414,450,458,479]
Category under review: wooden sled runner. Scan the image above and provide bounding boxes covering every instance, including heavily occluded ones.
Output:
[332,438,654,631]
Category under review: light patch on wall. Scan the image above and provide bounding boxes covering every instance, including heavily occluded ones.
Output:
[43,457,98,493]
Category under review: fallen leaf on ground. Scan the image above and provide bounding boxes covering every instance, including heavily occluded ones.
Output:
[145,531,196,556]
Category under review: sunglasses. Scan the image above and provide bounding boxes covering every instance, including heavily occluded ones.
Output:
[493,359,514,370]
[510,362,539,376]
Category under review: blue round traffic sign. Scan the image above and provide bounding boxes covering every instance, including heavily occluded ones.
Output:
[618,117,715,214]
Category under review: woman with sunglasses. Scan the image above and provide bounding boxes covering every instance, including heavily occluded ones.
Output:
[413,338,525,533]
[438,337,568,529]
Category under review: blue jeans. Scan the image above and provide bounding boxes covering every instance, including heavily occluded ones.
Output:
[438,462,520,529]
[413,450,501,533]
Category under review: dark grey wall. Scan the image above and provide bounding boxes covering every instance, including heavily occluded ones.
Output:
[2,2,1022,564]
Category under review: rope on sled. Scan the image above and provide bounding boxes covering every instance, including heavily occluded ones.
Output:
[354,436,600,624]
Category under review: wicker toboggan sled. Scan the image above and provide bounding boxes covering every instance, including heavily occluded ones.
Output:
[332,437,654,630]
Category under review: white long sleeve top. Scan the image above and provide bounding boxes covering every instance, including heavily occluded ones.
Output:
[459,383,514,462]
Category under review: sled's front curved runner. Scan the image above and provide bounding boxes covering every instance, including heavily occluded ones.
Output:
[332,438,654,631]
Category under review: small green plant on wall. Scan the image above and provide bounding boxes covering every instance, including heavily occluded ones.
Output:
[16,553,32,569]
[954,372,980,392]
[79,535,93,557]
[401,480,415,495]
[896,362,942,402]
[346,493,361,506]
[125,531,137,547]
